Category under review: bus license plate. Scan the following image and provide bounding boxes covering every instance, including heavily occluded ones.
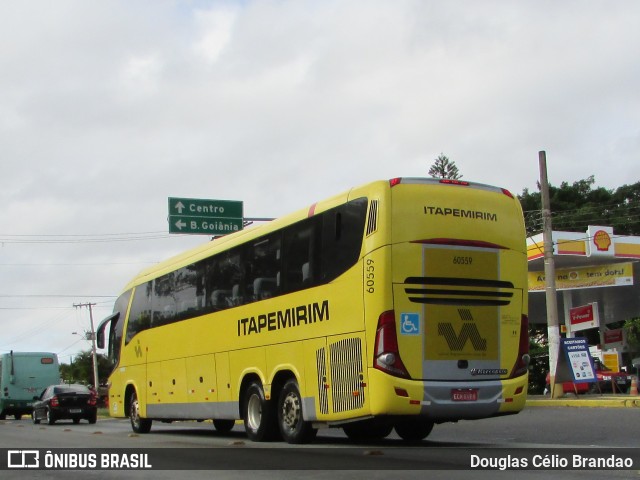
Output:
[451,389,478,402]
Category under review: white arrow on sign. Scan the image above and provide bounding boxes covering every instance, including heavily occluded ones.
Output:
[174,201,185,214]
[175,220,186,230]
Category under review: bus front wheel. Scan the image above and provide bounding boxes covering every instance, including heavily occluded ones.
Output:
[129,391,152,434]
[243,381,277,442]
[277,379,317,444]
[213,419,235,433]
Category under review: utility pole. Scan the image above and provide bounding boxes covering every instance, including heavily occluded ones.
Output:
[539,151,561,398]
[73,302,99,389]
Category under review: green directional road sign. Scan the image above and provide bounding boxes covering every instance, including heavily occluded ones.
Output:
[168,197,244,235]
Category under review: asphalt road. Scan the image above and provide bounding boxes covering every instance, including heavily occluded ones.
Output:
[1,405,639,479]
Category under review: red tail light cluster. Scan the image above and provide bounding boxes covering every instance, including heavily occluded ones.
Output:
[374,311,410,379]
[88,394,97,407]
[510,314,530,378]
[50,396,59,407]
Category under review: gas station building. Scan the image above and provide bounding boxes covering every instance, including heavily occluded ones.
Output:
[527,225,640,370]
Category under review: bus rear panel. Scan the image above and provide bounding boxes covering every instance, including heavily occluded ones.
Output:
[369,178,528,422]
[0,352,61,419]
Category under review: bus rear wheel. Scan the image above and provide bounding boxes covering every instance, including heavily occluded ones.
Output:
[277,379,317,444]
[394,418,434,442]
[129,391,152,434]
[243,381,277,442]
[343,419,393,442]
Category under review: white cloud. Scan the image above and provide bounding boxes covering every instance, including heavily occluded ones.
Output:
[119,54,164,97]
[192,5,238,64]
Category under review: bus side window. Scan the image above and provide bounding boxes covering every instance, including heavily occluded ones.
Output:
[217,250,243,307]
[110,289,130,365]
[320,198,368,282]
[246,233,281,302]
[126,283,152,344]
[172,263,203,321]
[282,217,319,293]
[153,272,176,327]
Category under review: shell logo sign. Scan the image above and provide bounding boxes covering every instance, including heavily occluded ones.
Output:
[587,225,614,257]
[593,229,612,252]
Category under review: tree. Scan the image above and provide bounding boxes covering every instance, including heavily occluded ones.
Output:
[527,325,550,394]
[518,177,640,236]
[428,154,462,180]
[61,350,113,386]
[623,318,640,353]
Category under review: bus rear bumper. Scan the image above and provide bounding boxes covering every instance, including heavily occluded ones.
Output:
[0,400,34,417]
[368,368,527,421]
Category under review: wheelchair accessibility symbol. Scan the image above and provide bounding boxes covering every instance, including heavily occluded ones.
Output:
[400,313,420,336]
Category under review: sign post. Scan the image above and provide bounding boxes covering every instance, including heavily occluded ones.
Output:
[168,197,243,236]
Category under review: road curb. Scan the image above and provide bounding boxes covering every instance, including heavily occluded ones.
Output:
[526,396,640,408]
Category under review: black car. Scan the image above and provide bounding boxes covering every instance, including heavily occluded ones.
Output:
[31,384,98,425]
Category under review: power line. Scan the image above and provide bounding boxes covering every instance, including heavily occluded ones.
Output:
[0,261,157,266]
[0,231,194,244]
[0,294,117,298]
[0,231,167,237]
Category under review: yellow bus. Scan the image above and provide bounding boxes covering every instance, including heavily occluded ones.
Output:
[98,177,529,443]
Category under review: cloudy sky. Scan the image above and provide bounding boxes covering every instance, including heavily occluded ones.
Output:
[1,1,639,364]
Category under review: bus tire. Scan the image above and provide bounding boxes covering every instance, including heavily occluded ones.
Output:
[277,379,317,444]
[343,419,393,442]
[243,381,277,442]
[129,390,152,434]
[394,418,434,442]
[213,419,235,433]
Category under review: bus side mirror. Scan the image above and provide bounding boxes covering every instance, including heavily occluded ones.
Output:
[97,328,105,349]
[96,312,119,350]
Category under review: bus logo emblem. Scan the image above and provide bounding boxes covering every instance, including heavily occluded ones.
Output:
[438,309,487,351]
[400,313,420,336]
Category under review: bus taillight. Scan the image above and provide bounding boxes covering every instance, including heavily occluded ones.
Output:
[439,179,469,186]
[374,311,410,379]
[501,188,514,198]
[510,314,530,378]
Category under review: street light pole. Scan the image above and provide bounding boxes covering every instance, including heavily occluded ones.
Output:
[73,302,99,389]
